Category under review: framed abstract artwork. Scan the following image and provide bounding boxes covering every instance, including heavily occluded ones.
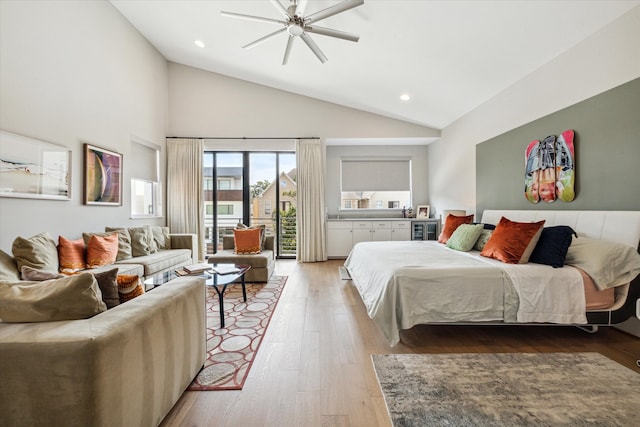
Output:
[0,130,71,200]
[84,143,122,205]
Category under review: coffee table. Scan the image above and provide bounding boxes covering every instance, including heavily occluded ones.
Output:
[208,263,251,328]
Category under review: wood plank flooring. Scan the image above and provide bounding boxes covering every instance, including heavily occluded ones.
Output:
[160,259,640,427]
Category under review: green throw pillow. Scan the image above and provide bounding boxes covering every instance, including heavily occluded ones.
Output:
[474,229,494,251]
[446,223,484,252]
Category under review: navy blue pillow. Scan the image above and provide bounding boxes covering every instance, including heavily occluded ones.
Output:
[529,226,577,268]
[473,223,496,230]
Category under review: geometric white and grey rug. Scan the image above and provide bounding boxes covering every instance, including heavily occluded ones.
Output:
[372,352,640,427]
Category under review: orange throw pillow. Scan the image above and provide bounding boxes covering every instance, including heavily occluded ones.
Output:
[480,216,545,264]
[58,236,86,273]
[233,228,262,254]
[86,233,118,268]
[438,214,474,243]
[117,274,145,303]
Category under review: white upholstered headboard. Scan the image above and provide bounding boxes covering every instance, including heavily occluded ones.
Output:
[481,210,640,249]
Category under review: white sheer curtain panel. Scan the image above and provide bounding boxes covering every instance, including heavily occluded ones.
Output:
[166,138,205,261]
[296,139,327,262]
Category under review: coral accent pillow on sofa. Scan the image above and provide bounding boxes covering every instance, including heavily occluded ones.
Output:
[58,235,86,273]
[233,228,262,254]
[85,233,119,268]
[438,214,474,244]
[480,216,545,264]
[117,274,145,303]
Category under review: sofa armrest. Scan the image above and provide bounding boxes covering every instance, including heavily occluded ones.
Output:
[170,233,197,263]
[265,235,275,251]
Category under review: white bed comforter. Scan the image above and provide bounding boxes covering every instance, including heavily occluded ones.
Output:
[344,241,586,346]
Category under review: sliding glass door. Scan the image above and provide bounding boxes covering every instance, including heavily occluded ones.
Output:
[204,151,296,258]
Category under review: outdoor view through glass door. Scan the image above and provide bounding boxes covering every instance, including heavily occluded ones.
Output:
[204,151,296,258]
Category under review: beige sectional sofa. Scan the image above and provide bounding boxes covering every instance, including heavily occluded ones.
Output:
[0,275,206,427]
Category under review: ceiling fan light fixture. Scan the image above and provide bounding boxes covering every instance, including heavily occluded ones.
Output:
[287,24,304,36]
[400,94,411,101]
[194,39,205,48]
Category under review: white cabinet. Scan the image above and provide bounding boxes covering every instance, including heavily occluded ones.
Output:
[327,221,353,258]
[327,220,410,258]
[391,220,411,241]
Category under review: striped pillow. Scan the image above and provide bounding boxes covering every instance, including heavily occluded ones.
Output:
[117,274,145,303]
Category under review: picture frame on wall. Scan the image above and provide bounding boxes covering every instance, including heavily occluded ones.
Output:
[417,205,430,218]
[84,143,122,206]
[0,130,71,200]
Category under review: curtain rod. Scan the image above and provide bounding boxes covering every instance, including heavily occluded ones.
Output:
[166,136,320,140]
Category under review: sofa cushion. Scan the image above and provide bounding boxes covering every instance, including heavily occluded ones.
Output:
[12,232,59,276]
[117,274,145,303]
[0,250,20,282]
[85,233,119,268]
[105,227,133,261]
[129,226,155,256]
[85,263,143,277]
[20,265,64,281]
[233,228,262,254]
[151,226,170,250]
[91,268,120,309]
[0,273,106,322]
[116,249,192,276]
[58,235,86,273]
[209,249,274,269]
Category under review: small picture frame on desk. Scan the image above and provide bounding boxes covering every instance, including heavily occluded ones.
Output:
[417,205,430,218]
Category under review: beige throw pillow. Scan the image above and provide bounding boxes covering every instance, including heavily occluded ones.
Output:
[150,226,170,250]
[0,249,20,282]
[0,273,107,322]
[12,232,59,275]
[128,226,155,256]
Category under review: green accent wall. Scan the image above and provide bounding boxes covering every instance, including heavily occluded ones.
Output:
[476,78,640,218]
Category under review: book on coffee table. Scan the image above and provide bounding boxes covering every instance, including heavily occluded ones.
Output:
[210,265,241,275]
[182,263,212,274]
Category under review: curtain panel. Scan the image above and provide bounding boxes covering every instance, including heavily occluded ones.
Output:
[166,138,205,261]
[296,139,327,262]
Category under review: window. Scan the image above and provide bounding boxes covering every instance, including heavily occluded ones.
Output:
[218,204,233,215]
[204,178,214,190]
[218,179,231,190]
[130,139,161,217]
[265,200,272,215]
[340,158,411,209]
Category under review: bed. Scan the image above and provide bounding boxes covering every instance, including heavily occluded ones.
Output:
[344,210,640,346]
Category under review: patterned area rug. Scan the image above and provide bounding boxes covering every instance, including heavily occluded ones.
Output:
[373,352,640,426]
[188,275,287,391]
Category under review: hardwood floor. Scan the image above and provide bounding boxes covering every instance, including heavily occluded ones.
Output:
[161,259,640,427]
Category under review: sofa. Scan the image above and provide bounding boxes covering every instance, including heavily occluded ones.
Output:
[0,275,206,427]
[207,234,275,282]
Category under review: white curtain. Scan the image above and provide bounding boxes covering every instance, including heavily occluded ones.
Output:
[295,139,327,262]
[166,138,205,261]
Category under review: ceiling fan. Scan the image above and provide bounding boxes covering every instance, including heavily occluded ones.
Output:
[221,0,364,65]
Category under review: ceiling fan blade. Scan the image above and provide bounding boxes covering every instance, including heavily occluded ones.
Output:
[305,25,359,42]
[282,35,295,65]
[295,0,308,16]
[300,32,327,63]
[270,0,291,19]
[305,0,364,24]
[220,11,286,26]
[242,27,288,49]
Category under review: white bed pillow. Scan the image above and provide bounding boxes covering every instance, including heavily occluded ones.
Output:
[564,236,640,290]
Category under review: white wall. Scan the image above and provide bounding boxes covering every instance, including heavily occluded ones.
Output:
[428,6,640,220]
[0,1,168,251]
[168,62,439,140]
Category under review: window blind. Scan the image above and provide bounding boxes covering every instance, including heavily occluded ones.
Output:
[131,141,159,182]
[341,159,411,192]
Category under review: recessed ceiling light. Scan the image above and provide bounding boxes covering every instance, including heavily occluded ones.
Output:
[400,94,410,101]
[194,40,205,48]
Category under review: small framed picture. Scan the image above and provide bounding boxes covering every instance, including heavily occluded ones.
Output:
[84,143,122,205]
[417,205,430,218]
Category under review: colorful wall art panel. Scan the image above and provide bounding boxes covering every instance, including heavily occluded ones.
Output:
[524,129,575,203]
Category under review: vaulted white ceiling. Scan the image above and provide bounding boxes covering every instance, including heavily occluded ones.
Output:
[110,0,639,130]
